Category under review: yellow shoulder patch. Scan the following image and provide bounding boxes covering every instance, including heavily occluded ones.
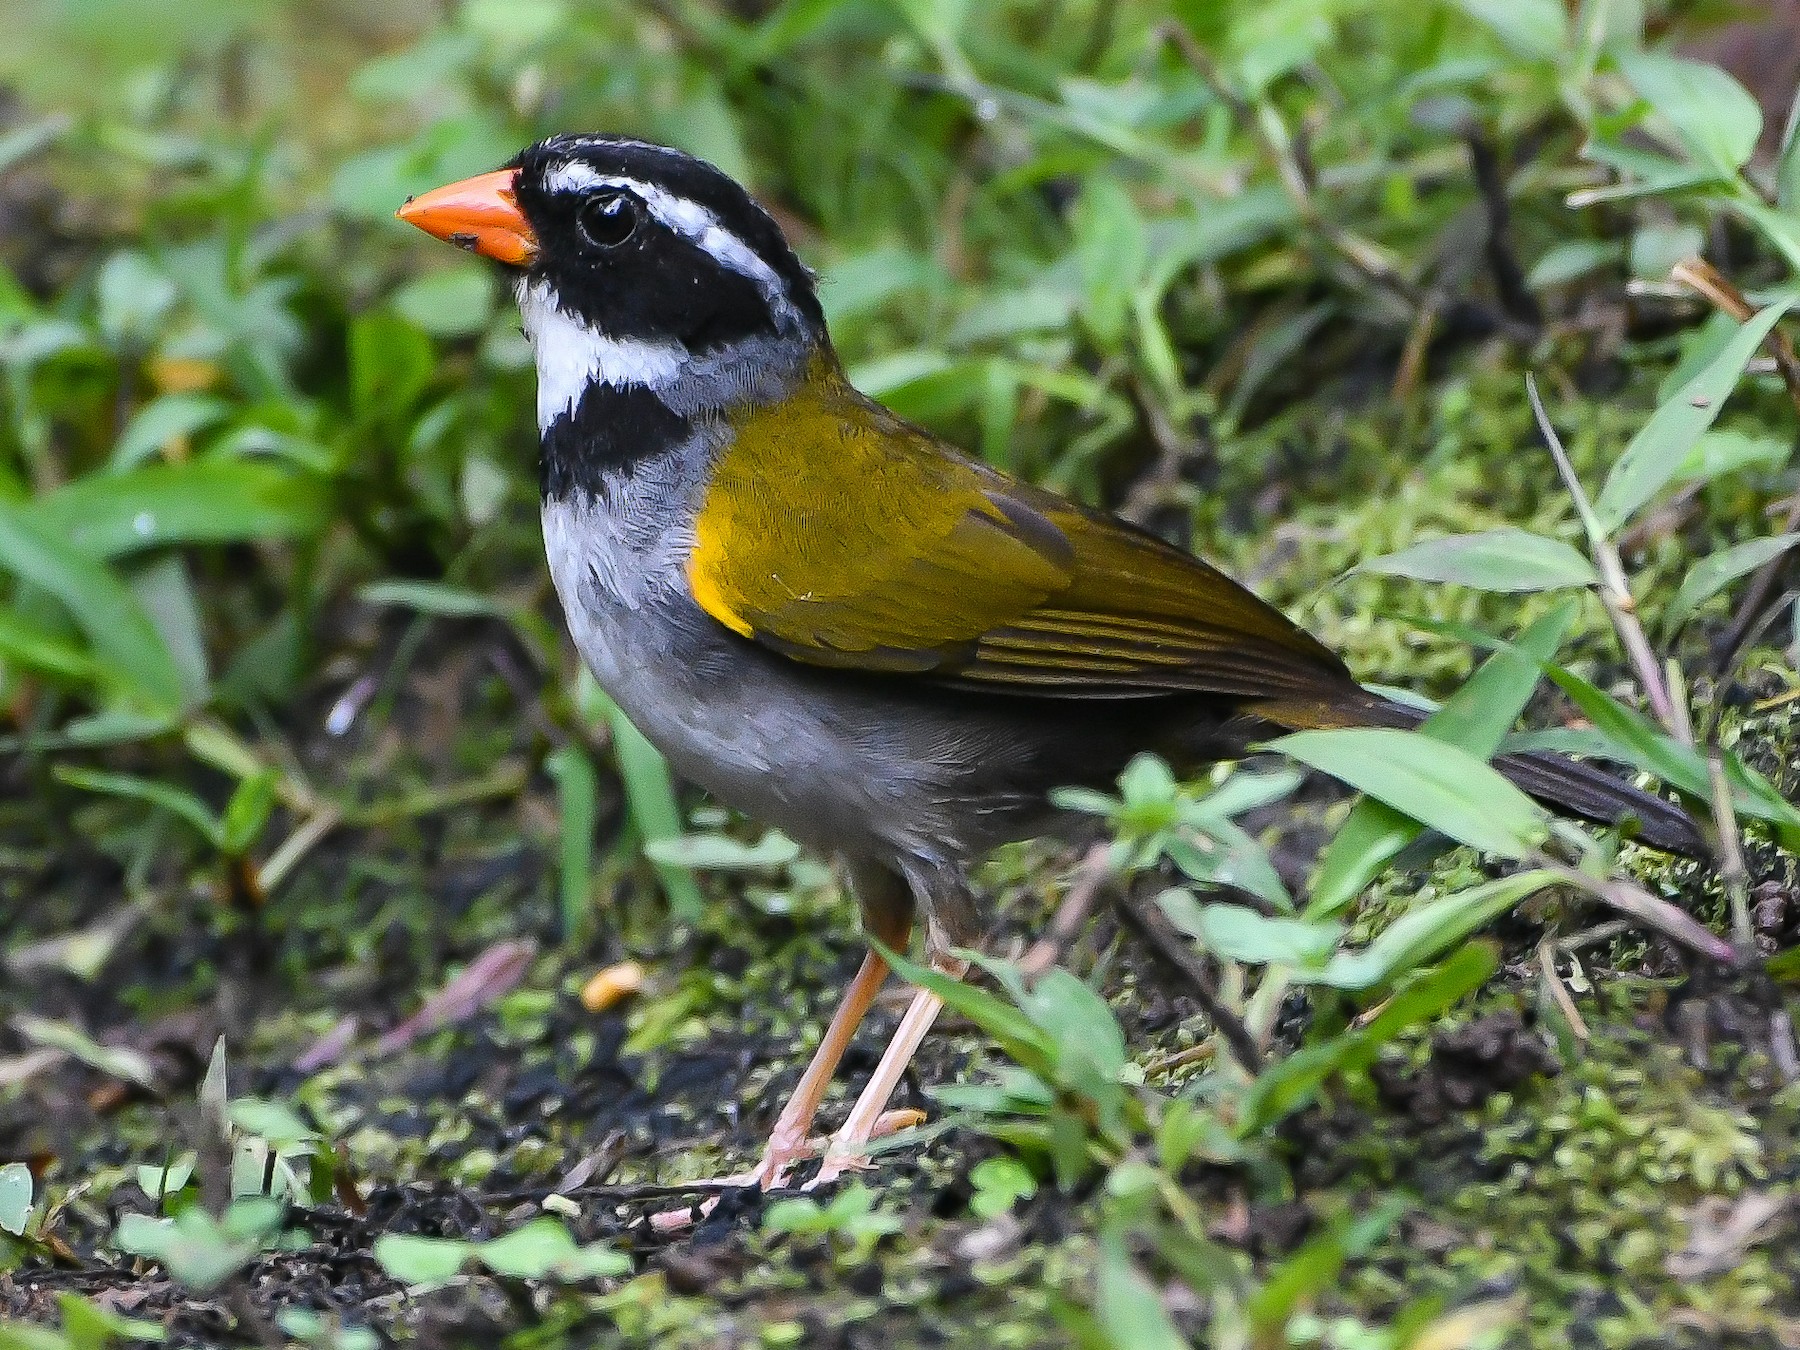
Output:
[683,367,1071,662]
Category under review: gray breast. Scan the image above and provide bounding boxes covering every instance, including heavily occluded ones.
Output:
[539,462,1033,874]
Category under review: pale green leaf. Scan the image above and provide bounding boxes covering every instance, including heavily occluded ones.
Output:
[1449,0,1568,59]
[1597,298,1794,529]
[0,1162,32,1236]
[372,1233,475,1287]
[1274,728,1549,859]
[0,500,185,715]
[1356,528,1596,592]
[1617,50,1762,176]
[1663,533,1800,635]
[1159,889,1343,968]
[1318,871,1557,988]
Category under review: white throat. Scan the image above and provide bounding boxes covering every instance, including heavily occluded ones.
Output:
[517,279,687,431]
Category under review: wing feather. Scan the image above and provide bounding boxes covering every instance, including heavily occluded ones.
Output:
[687,371,1355,703]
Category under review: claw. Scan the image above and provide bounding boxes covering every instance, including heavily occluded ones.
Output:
[803,1108,929,1190]
[643,1134,823,1231]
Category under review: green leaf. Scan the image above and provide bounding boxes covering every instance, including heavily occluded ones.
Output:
[0,499,185,715]
[1663,534,1800,636]
[476,1218,628,1281]
[358,579,513,621]
[113,1199,284,1292]
[348,310,434,424]
[1597,298,1794,529]
[1238,942,1497,1132]
[0,115,68,178]
[1540,668,1708,800]
[1674,429,1790,485]
[0,606,106,686]
[642,830,801,871]
[1544,663,1800,837]
[227,1098,318,1146]
[544,744,597,937]
[1304,804,1422,921]
[1018,967,1130,1123]
[0,1162,32,1236]
[57,1290,168,1348]
[1307,603,1572,917]
[968,1157,1037,1219]
[1616,50,1762,177]
[1356,528,1597,592]
[1628,222,1705,282]
[1780,86,1800,213]
[334,114,519,220]
[389,262,496,337]
[53,765,221,848]
[1274,728,1549,859]
[882,946,1055,1081]
[372,1233,475,1287]
[1448,0,1568,60]
[1249,1199,1406,1333]
[14,1011,157,1088]
[95,252,176,347]
[1096,1236,1187,1350]
[129,555,208,708]
[1159,889,1344,968]
[34,462,327,559]
[1072,175,1147,347]
[1527,239,1621,290]
[217,770,279,857]
[137,1154,196,1203]
[111,393,232,469]
[1317,870,1557,989]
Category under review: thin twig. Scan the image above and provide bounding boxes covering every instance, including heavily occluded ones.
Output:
[1554,919,1632,953]
[1771,1011,1800,1084]
[1706,752,1755,950]
[257,807,342,895]
[1525,374,1681,732]
[1543,860,1738,967]
[1111,888,1264,1074]
[341,760,529,828]
[1536,938,1590,1042]
[1466,129,1542,332]
[1020,844,1113,978]
[1390,299,1439,402]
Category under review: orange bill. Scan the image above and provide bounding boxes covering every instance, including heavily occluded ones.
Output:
[396,168,537,264]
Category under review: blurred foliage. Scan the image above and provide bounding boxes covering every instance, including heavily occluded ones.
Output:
[2,0,1800,1345]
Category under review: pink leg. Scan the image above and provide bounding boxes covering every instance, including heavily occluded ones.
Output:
[648,949,894,1230]
[806,955,969,1189]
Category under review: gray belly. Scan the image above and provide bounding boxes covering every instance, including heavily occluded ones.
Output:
[542,494,1045,871]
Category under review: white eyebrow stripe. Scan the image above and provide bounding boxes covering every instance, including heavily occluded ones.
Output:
[541,162,796,321]
[518,280,687,429]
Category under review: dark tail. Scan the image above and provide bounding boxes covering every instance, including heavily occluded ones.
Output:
[1492,746,1706,857]
[1265,686,1707,858]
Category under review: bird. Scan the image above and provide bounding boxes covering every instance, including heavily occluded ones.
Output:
[396,134,1703,1198]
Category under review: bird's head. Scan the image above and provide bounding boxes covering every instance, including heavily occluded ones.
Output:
[399,135,828,438]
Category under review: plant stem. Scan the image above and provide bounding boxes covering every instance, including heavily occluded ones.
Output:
[1706,752,1755,949]
[1112,888,1264,1075]
[1541,859,1737,966]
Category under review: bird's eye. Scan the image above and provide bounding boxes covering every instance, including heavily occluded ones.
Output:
[576,190,641,249]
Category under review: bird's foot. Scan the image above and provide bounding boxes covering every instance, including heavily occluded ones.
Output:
[803,1107,927,1191]
[644,1130,819,1233]
[646,1109,928,1230]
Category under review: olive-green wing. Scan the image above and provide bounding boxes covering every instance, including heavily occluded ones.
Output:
[687,377,1354,707]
